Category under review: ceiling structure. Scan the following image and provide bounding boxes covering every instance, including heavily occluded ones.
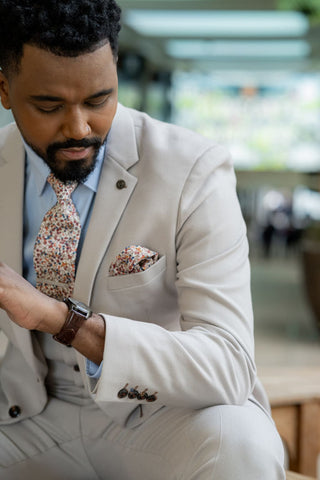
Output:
[117,0,320,72]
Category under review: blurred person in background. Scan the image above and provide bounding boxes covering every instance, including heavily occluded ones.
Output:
[0,1,284,478]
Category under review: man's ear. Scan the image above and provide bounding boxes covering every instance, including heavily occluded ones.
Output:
[0,71,11,110]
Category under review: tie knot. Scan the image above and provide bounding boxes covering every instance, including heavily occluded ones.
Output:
[47,173,78,201]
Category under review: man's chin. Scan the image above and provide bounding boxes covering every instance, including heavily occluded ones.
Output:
[25,134,106,183]
[47,155,98,183]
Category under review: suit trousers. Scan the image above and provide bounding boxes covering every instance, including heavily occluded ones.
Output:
[0,396,285,480]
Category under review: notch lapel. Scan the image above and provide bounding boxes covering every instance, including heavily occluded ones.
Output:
[0,125,40,368]
[0,125,24,273]
[74,104,139,304]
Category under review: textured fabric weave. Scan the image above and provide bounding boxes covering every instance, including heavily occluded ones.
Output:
[33,173,81,300]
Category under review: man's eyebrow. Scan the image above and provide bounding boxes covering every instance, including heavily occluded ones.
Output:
[29,94,64,102]
[86,89,114,100]
[29,89,114,102]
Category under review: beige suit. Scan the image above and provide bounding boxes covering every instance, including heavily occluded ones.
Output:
[0,104,284,478]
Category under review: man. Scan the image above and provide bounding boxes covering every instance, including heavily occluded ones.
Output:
[0,1,284,478]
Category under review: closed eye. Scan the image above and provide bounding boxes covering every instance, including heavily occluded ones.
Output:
[36,104,63,114]
[85,97,109,109]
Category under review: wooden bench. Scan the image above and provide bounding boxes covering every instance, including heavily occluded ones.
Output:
[260,367,320,478]
[287,472,316,479]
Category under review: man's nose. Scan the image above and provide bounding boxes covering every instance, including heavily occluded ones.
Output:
[61,107,91,140]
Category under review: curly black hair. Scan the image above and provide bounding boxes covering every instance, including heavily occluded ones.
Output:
[0,0,122,75]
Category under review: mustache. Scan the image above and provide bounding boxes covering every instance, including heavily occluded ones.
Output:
[47,137,103,154]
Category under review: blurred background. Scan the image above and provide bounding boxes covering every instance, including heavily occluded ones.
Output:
[115,0,320,371]
[1,0,320,370]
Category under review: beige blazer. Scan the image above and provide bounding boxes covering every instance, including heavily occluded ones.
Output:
[0,104,269,428]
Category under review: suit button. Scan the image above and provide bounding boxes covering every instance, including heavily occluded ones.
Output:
[128,386,139,399]
[9,405,21,418]
[146,392,158,402]
[116,179,127,190]
[137,389,148,400]
[73,365,80,372]
[118,383,129,399]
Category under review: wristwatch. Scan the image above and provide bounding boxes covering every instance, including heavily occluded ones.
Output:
[53,297,92,346]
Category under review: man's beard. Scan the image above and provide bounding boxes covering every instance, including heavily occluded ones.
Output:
[29,136,106,183]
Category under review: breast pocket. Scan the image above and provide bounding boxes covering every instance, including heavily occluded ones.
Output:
[105,256,167,323]
[107,255,166,291]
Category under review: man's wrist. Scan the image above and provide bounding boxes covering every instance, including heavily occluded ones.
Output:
[72,313,106,365]
[35,296,68,334]
[53,298,92,346]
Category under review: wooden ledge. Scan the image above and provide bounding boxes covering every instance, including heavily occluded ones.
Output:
[259,366,320,407]
[259,367,320,477]
[287,471,316,480]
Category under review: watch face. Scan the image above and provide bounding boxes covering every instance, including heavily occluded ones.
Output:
[65,298,91,318]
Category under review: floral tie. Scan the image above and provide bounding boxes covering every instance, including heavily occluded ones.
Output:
[33,173,81,300]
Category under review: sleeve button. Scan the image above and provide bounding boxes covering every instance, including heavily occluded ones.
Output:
[146,392,158,403]
[118,383,129,399]
[128,386,139,399]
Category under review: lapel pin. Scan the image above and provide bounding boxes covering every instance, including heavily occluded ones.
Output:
[116,179,127,190]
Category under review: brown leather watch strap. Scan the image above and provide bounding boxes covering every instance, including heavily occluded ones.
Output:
[53,297,92,346]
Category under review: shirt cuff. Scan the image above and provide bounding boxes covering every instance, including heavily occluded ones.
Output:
[86,359,103,379]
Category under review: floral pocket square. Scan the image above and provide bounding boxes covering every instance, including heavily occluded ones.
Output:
[109,245,159,277]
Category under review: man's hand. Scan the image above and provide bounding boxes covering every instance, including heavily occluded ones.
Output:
[0,262,105,364]
[0,262,67,333]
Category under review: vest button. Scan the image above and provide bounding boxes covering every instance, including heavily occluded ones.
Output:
[9,405,21,418]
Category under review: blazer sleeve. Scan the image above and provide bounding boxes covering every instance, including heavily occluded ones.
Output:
[88,145,257,415]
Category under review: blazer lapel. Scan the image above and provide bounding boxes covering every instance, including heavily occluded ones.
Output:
[0,125,24,273]
[74,104,139,303]
[0,107,139,372]
[0,125,42,370]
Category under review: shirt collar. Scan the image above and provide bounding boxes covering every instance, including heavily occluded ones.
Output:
[24,140,106,196]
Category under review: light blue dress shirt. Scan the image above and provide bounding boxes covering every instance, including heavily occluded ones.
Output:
[23,140,105,378]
